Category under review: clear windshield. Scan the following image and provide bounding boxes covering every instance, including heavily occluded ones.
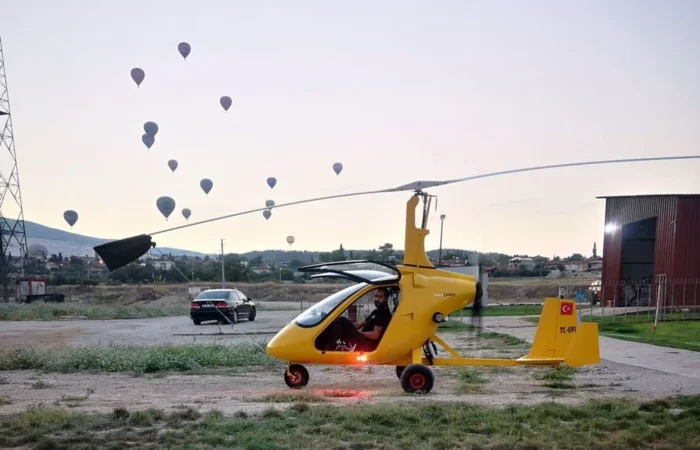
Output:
[293,282,367,328]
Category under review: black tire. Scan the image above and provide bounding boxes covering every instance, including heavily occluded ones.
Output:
[284,364,309,389]
[193,319,201,325]
[400,364,434,394]
[230,309,238,324]
[395,366,405,379]
[248,307,256,321]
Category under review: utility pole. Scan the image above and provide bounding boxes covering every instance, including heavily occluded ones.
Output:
[438,214,446,266]
[220,239,225,288]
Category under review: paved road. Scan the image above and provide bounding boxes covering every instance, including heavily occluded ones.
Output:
[483,316,700,380]
[0,310,298,349]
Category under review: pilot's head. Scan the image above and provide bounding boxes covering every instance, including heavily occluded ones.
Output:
[374,288,389,308]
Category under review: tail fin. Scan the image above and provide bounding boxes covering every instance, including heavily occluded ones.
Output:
[517,297,600,367]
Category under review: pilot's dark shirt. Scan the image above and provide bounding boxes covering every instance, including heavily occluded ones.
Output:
[360,307,391,334]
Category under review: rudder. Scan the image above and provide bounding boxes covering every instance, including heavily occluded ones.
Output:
[525,297,580,360]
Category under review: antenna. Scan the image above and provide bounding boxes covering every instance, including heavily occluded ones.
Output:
[0,37,28,302]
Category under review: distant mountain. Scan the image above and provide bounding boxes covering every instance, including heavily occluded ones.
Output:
[6,219,212,258]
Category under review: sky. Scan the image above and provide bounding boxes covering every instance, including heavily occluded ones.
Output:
[1,0,699,258]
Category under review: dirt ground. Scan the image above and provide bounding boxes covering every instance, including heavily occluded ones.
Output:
[1,327,698,417]
[46,275,600,307]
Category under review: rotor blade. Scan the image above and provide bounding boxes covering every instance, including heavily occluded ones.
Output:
[94,154,699,272]
[149,154,699,237]
[439,155,700,187]
[149,187,392,236]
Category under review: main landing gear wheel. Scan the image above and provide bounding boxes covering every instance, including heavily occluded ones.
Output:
[395,366,405,379]
[400,364,434,394]
[284,364,309,389]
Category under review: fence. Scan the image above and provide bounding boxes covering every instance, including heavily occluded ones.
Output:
[557,277,700,323]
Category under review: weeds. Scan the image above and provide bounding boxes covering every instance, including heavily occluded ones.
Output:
[455,368,488,394]
[0,341,280,374]
[1,396,698,449]
[534,366,577,389]
[0,303,188,321]
[0,395,11,405]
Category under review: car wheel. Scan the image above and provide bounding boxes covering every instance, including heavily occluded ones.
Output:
[230,309,238,324]
[193,319,201,325]
[248,307,256,321]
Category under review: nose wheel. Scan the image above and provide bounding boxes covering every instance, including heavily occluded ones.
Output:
[284,363,309,389]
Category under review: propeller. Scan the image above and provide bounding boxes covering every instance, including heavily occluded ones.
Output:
[94,155,700,271]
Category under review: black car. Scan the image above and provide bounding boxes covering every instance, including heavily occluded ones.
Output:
[190,288,256,325]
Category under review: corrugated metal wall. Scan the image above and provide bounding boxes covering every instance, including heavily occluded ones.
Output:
[672,197,700,280]
[601,196,678,304]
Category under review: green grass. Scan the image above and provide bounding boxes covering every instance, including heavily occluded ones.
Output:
[533,366,577,389]
[583,315,700,352]
[0,303,189,321]
[455,368,488,394]
[438,319,475,332]
[0,341,280,374]
[2,396,700,449]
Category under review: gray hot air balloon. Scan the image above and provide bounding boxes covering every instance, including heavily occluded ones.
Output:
[156,196,176,220]
[200,178,213,195]
[267,177,277,189]
[182,208,191,220]
[142,133,155,149]
[168,159,178,172]
[265,199,275,208]
[63,210,78,227]
[131,68,145,87]
[178,42,191,60]
[144,122,159,137]
[333,162,343,175]
[263,209,271,220]
[220,96,232,111]
[286,235,295,246]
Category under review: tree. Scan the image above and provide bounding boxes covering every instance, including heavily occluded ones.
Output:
[569,253,585,261]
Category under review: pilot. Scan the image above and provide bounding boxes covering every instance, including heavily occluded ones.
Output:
[320,287,392,352]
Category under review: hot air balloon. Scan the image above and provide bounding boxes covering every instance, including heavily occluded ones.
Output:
[156,196,176,220]
[200,178,213,195]
[267,177,277,189]
[263,209,272,220]
[182,208,191,220]
[142,133,155,149]
[144,122,159,137]
[333,162,343,175]
[130,68,145,87]
[220,96,232,111]
[63,210,78,227]
[168,160,178,172]
[265,199,275,208]
[286,236,295,246]
[178,42,191,60]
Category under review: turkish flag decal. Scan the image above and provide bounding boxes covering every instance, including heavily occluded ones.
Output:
[560,302,573,315]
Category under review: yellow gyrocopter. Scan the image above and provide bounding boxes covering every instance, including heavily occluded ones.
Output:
[265,191,599,393]
[92,156,699,393]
